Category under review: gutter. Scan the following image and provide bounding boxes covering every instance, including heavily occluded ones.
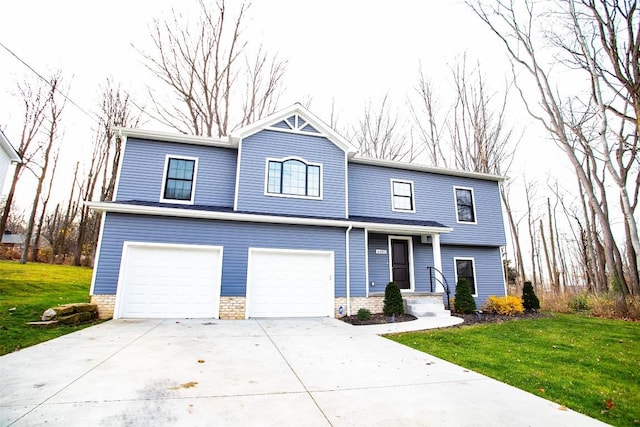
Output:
[84,201,454,235]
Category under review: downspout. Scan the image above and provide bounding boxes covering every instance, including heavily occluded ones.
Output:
[345,224,352,316]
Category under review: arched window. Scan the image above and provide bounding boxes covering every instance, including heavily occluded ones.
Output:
[266,158,321,198]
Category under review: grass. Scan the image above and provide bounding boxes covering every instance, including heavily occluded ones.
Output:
[387,314,640,426]
[0,260,95,355]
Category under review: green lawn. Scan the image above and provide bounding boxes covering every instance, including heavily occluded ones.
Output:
[387,314,639,426]
[0,260,95,355]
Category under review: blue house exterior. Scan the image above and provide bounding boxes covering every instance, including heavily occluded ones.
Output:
[87,104,507,319]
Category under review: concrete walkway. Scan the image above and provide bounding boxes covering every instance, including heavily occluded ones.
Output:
[1,317,606,426]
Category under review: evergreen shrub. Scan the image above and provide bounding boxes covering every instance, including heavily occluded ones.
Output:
[522,281,541,311]
[454,278,477,314]
[356,308,372,321]
[383,282,404,316]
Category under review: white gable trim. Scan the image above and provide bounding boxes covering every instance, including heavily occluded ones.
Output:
[230,104,357,155]
[0,130,21,163]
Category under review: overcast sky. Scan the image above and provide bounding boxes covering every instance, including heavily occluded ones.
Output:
[0,0,564,217]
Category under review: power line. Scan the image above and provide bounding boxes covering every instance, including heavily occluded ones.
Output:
[0,41,101,123]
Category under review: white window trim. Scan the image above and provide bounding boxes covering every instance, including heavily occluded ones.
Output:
[160,155,198,205]
[390,179,416,213]
[387,235,416,292]
[453,257,478,297]
[453,186,477,224]
[263,156,323,200]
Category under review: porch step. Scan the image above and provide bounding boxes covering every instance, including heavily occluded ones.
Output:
[404,297,451,318]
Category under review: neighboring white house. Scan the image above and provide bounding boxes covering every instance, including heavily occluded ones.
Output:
[0,129,21,196]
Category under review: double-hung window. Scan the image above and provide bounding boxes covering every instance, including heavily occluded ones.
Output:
[454,187,476,223]
[161,156,197,204]
[391,179,415,212]
[266,158,321,198]
[455,258,477,295]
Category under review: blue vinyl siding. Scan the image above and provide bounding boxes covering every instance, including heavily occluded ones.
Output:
[94,213,348,297]
[236,130,346,218]
[348,228,367,297]
[367,233,435,293]
[116,138,236,207]
[349,163,506,246]
[367,233,390,292]
[441,245,505,306]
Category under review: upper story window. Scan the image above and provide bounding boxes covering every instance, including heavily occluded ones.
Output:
[266,157,322,199]
[454,186,476,223]
[161,156,197,204]
[391,179,415,212]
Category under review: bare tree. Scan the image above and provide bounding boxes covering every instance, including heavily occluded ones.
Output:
[468,0,638,297]
[139,0,287,137]
[352,95,416,161]
[21,73,65,264]
[0,79,50,236]
[411,57,522,285]
[74,79,141,266]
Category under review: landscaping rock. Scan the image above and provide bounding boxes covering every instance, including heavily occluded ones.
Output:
[41,308,57,321]
[57,312,94,325]
[53,305,76,316]
[72,303,98,313]
[28,320,59,328]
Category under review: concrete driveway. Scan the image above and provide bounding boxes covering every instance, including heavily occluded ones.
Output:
[1,318,605,426]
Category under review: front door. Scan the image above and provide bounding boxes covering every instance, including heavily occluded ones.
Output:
[391,239,411,290]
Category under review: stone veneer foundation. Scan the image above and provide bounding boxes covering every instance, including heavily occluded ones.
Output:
[90,295,116,319]
[334,296,384,317]
[92,295,387,320]
[218,297,246,319]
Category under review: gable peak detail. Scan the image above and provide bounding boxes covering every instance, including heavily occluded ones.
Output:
[271,114,320,134]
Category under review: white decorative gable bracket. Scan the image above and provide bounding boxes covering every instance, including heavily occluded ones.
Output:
[269,114,320,135]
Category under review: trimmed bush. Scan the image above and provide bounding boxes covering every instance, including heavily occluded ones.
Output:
[522,281,540,311]
[484,295,524,316]
[569,293,589,311]
[383,282,404,316]
[454,278,477,314]
[356,308,372,321]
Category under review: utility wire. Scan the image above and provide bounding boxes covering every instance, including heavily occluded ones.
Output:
[0,41,102,123]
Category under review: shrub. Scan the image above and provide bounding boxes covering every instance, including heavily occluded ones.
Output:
[484,295,524,316]
[569,293,589,311]
[383,282,404,316]
[521,281,540,311]
[356,308,371,321]
[454,278,476,314]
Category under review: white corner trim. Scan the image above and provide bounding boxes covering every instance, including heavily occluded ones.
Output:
[111,134,127,201]
[233,139,243,211]
[88,212,107,295]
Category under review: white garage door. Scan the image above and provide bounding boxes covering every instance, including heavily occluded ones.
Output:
[246,248,334,318]
[115,242,223,319]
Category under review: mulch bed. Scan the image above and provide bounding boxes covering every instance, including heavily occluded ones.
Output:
[340,311,549,326]
[340,313,417,325]
[453,311,551,326]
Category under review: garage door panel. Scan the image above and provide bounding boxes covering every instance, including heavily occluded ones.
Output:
[247,249,334,318]
[116,243,222,319]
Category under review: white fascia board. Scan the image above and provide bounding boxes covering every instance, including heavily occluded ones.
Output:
[230,104,358,156]
[350,156,505,182]
[84,201,452,235]
[0,129,21,162]
[112,127,233,149]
